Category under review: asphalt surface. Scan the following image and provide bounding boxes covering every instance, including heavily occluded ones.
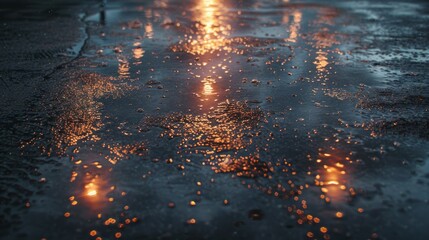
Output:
[0,0,428,239]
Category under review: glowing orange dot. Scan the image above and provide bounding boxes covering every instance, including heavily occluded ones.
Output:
[336,212,344,218]
[357,208,364,213]
[90,230,97,236]
[115,232,122,238]
[64,212,70,218]
[187,218,196,224]
[307,231,314,238]
[87,190,97,197]
[313,217,320,223]
[320,227,328,233]
[104,218,116,225]
[189,201,196,206]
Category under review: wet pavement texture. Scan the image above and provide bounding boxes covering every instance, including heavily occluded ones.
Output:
[1,0,429,239]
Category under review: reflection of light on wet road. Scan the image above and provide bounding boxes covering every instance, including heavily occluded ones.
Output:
[177,0,231,55]
[85,181,98,198]
[69,168,109,210]
[201,76,216,97]
[315,149,351,203]
[87,189,97,197]
[47,73,135,153]
[64,142,145,238]
[141,100,265,177]
[184,0,234,108]
[314,50,328,72]
[201,0,217,35]
[286,10,302,43]
[133,41,144,64]
[145,23,154,39]
[81,175,110,209]
[133,47,144,60]
[311,10,340,74]
[118,56,130,78]
[18,1,387,239]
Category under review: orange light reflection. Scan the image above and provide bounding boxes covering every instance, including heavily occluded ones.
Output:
[286,11,302,43]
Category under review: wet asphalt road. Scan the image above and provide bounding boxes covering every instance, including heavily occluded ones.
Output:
[0,0,429,239]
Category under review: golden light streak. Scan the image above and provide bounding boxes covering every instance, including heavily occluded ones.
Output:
[202,77,216,97]
[181,0,231,55]
[286,10,302,43]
